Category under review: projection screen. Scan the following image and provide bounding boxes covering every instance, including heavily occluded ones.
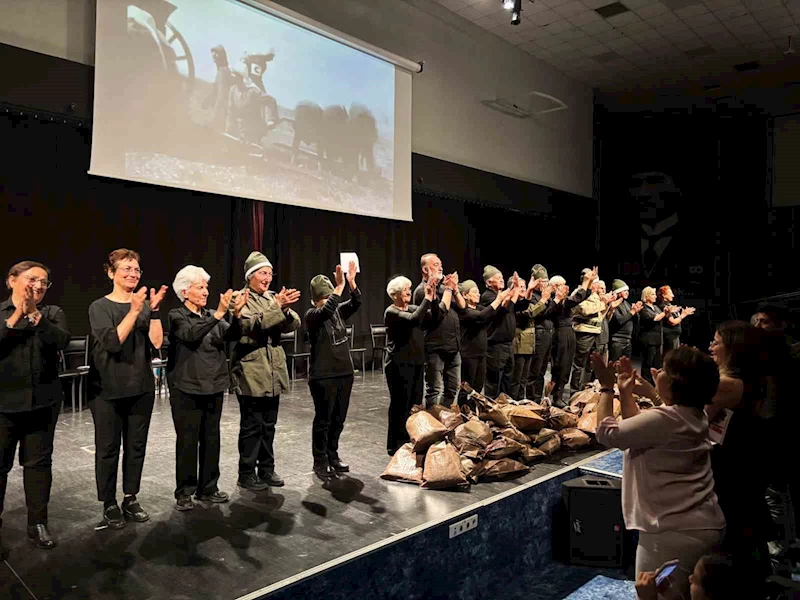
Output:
[91,0,415,221]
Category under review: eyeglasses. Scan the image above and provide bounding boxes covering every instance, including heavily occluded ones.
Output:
[118,267,143,276]
[23,276,52,289]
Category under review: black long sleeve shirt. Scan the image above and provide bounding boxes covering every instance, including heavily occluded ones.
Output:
[458,304,499,359]
[304,287,362,380]
[480,289,525,345]
[0,300,70,413]
[609,300,637,340]
[89,297,156,401]
[412,282,460,355]
[639,304,664,346]
[657,301,682,337]
[167,306,241,395]
[384,298,436,366]
[549,288,588,328]
[529,291,554,332]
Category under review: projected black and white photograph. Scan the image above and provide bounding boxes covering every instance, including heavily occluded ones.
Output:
[110,0,396,217]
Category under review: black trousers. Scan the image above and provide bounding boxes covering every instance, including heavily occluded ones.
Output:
[309,375,354,465]
[385,361,424,455]
[170,389,223,498]
[485,342,513,399]
[91,392,155,503]
[459,356,486,409]
[0,404,60,527]
[550,327,576,404]
[609,337,632,362]
[571,332,599,395]
[641,343,663,384]
[511,354,533,400]
[237,394,280,477]
[663,333,680,355]
[526,328,553,401]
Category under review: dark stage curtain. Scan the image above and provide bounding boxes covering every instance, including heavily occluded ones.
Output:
[1,114,597,359]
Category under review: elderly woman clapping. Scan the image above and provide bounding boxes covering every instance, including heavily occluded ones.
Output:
[166,266,247,511]
[383,275,438,455]
[639,286,676,384]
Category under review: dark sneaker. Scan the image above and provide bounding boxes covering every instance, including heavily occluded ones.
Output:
[259,472,285,487]
[121,496,150,522]
[96,503,126,531]
[176,496,196,511]
[313,463,335,481]
[329,458,350,473]
[195,491,229,504]
[237,474,269,491]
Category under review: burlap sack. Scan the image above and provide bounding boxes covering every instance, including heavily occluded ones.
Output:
[519,445,547,464]
[380,443,424,484]
[565,404,583,415]
[582,402,597,415]
[494,393,513,405]
[439,409,465,432]
[517,400,548,416]
[500,405,547,432]
[577,412,598,434]
[559,427,591,449]
[422,442,468,489]
[406,410,447,453]
[485,436,525,459]
[477,458,530,481]
[548,407,579,430]
[460,456,481,481]
[498,426,531,445]
[534,428,558,444]
[482,405,512,427]
[453,419,493,458]
[538,435,562,455]
[569,389,600,407]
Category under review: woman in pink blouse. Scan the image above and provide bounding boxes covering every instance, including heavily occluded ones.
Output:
[591,349,725,599]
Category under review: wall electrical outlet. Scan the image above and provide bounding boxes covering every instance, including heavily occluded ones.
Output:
[449,514,478,539]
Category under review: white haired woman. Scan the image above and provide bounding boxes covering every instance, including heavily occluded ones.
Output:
[166,266,248,511]
[383,275,438,455]
[639,286,675,384]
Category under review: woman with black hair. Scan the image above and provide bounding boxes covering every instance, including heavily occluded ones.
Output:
[592,349,725,599]
[0,261,70,554]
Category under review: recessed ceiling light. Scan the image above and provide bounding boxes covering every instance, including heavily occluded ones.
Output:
[595,2,630,19]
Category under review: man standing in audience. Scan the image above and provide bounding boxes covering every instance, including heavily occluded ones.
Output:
[525,264,555,401]
[607,279,642,361]
[481,267,524,398]
[413,254,465,407]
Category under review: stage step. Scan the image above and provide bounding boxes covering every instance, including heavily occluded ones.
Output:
[562,575,636,599]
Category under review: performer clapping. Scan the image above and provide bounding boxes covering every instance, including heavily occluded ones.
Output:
[89,249,167,530]
[0,261,70,553]
[305,261,361,480]
[230,252,301,490]
[607,279,642,361]
[167,266,247,511]
[384,276,438,455]
[639,286,675,384]
[658,285,695,353]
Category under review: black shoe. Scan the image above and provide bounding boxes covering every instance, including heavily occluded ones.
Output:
[27,524,56,549]
[313,463,335,481]
[96,503,126,531]
[329,458,350,473]
[195,490,229,504]
[121,496,150,523]
[176,496,196,511]
[259,472,285,487]
[237,474,269,491]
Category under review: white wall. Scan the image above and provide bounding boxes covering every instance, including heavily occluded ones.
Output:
[0,0,593,198]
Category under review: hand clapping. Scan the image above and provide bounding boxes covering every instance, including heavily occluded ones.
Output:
[149,285,168,311]
[275,286,301,309]
[347,260,357,288]
[232,289,249,317]
[130,287,148,314]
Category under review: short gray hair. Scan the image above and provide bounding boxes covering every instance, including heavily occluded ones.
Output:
[386,276,412,299]
[549,275,566,286]
[173,265,211,300]
[641,286,656,302]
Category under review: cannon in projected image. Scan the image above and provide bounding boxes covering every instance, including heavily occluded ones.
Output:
[289,101,379,181]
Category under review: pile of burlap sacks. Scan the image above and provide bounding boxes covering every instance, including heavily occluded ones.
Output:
[381,381,656,490]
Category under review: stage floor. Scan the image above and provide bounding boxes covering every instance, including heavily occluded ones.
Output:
[1,373,603,600]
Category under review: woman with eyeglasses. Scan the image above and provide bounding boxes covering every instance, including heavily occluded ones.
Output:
[0,261,70,556]
[88,249,167,531]
[304,261,361,481]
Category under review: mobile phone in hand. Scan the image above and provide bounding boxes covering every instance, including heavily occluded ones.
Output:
[655,559,680,586]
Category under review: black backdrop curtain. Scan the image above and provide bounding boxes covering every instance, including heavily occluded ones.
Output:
[1,113,596,360]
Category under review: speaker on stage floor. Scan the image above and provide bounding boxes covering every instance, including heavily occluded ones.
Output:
[561,475,625,568]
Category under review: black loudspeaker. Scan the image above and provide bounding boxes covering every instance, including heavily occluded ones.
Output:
[561,475,625,568]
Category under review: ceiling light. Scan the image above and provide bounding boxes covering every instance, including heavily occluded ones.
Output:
[511,0,522,25]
